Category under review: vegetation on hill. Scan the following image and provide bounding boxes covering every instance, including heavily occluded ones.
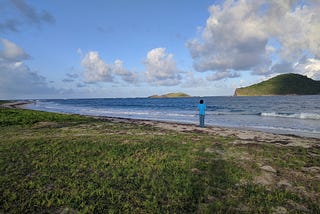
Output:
[235,73,320,96]
[0,100,10,105]
[149,92,190,98]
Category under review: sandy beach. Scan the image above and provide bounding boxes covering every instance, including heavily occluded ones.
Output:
[94,116,320,148]
[4,100,320,148]
[0,100,34,108]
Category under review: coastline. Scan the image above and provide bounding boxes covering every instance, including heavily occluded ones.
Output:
[0,100,34,108]
[1,103,320,212]
[21,97,320,139]
[92,115,320,148]
[4,100,320,144]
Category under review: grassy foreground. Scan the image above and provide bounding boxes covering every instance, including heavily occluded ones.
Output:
[0,108,319,213]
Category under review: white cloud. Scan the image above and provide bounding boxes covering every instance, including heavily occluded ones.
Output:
[0,38,30,61]
[0,38,56,99]
[206,71,240,81]
[81,51,113,83]
[187,0,320,79]
[143,48,182,86]
[113,60,139,84]
[187,0,269,73]
[181,72,208,88]
[295,58,320,80]
[81,51,139,84]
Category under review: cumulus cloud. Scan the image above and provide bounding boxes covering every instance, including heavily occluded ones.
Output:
[295,58,320,80]
[81,51,113,83]
[187,0,320,80]
[81,51,139,84]
[206,71,240,81]
[181,72,208,88]
[0,38,56,99]
[81,49,184,86]
[0,0,55,33]
[0,38,30,61]
[187,0,269,73]
[113,60,139,84]
[143,48,183,86]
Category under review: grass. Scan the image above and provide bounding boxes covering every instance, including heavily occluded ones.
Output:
[0,108,319,213]
[0,100,10,105]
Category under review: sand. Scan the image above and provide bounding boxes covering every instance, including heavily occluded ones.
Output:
[93,116,320,149]
[3,100,320,148]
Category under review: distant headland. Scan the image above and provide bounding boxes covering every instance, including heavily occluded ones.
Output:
[234,73,320,96]
[148,92,191,98]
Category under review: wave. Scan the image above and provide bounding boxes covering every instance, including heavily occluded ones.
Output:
[261,112,320,120]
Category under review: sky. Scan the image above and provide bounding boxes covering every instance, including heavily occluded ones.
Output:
[0,0,320,99]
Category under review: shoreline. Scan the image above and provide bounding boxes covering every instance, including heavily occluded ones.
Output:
[0,100,34,108]
[91,115,320,148]
[3,100,320,145]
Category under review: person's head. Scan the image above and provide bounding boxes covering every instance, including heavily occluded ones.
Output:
[200,99,204,104]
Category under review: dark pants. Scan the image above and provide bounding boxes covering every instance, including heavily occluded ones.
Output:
[199,114,205,128]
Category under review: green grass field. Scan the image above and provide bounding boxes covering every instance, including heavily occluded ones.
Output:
[0,108,319,213]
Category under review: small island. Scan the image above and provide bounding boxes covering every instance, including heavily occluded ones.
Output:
[234,73,320,96]
[148,92,191,98]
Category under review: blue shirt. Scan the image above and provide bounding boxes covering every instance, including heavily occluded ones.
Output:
[198,103,206,115]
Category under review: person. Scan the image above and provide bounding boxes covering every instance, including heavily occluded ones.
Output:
[198,99,206,128]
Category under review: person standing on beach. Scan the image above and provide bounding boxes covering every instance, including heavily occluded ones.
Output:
[198,99,206,128]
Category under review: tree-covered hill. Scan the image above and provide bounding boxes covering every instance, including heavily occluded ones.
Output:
[148,92,191,98]
[234,73,320,96]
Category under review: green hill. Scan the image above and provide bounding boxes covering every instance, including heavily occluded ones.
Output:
[149,92,191,98]
[234,73,320,96]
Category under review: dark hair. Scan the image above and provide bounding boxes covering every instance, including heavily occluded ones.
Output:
[199,99,204,104]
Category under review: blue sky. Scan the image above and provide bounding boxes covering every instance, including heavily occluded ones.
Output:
[1,0,320,99]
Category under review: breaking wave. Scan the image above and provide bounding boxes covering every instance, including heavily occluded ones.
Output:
[261,112,320,120]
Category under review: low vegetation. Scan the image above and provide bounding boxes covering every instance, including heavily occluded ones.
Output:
[0,108,319,213]
[148,92,190,98]
[0,100,10,105]
[235,73,320,96]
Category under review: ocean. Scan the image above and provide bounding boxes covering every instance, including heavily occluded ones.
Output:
[26,96,320,138]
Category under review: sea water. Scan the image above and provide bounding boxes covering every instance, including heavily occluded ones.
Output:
[26,96,320,138]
